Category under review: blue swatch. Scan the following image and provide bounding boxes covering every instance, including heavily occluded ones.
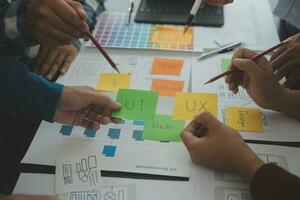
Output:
[84,129,96,138]
[102,145,116,157]
[133,120,145,126]
[60,125,73,136]
[132,130,144,141]
[108,128,121,139]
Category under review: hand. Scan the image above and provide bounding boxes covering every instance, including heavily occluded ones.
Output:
[25,0,89,46]
[32,44,78,80]
[205,0,233,6]
[225,48,286,110]
[181,112,264,183]
[0,195,56,200]
[271,33,300,88]
[54,86,121,131]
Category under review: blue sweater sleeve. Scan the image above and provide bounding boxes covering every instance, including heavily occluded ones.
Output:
[0,57,63,122]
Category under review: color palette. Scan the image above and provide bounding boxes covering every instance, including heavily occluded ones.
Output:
[88,12,195,52]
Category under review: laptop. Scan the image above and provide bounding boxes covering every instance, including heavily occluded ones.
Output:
[135,0,224,27]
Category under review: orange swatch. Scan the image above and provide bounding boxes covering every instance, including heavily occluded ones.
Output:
[151,58,183,76]
[151,79,184,96]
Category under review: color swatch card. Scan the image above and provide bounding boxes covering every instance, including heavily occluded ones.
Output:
[143,115,185,142]
[225,106,263,132]
[96,73,131,92]
[151,58,184,76]
[151,79,184,96]
[173,92,218,120]
[87,12,200,52]
[112,89,158,120]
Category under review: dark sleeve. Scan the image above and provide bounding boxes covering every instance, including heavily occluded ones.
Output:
[0,57,63,122]
[250,163,300,200]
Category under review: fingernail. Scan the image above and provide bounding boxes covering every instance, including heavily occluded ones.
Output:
[47,75,52,80]
[61,69,65,74]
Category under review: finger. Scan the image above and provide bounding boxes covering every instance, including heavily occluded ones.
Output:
[39,50,58,76]
[33,46,50,73]
[193,112,222,131]
[60,52,77,75]
[46,54,65,80]
[36,32,65,46]
[81,119,100,131]
[284,68,300,88]
[181,131,202,153]
[111,117,121,124]
[232,48,258,61]
[66,0,87,20]
[270,45,288,64]
[50,0,87,32]
[241,73,250,89]
[233,58,260,78]
[39,23,78,44]
[93,94,121,115]
[274,60,297,81]
[271,49,293,72]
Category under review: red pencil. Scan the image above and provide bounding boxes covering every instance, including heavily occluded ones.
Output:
[86,32,120,73]
[204,41,288,85]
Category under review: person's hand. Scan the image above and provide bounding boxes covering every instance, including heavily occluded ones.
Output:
[205,0,233,6]
[53,86,121,131]
[25,0,89,46]
[32,44,78,80]
[0,195,56,200]
[271,33,300,88]
[181,112,264,183]
[225,48,286,110]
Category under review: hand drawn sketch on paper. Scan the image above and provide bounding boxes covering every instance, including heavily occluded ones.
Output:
[75,155,100,187]
[63,164,73,185]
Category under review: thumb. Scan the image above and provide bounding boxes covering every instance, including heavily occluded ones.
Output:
[194,112,220,131]
[93,94,121,115]
[233,58,259,77]
[66,1,87,20]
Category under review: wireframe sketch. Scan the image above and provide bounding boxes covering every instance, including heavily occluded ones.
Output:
[62,164,73,185]
[75,155,100,187]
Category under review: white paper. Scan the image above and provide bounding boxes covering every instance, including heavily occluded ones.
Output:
[192,53,300,142]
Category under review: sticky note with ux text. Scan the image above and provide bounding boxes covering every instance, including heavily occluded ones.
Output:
[173,92,218,120]
[151,26,193,46]
[96,73,130,92]
[112,89,158,120]
[225,106,263,132]
[151,79,184,96]
[143,115,185,142]
[151,58,184,76]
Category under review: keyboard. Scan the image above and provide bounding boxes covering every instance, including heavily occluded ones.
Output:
[135,0,224,27]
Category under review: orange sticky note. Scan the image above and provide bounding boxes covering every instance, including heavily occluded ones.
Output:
[151,79,184,96]
[151,26,193,46]
[151,58,183,76]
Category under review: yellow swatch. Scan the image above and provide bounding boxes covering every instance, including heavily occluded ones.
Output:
[173,92,218,120]
[151,26,193,46]
[225,107,263,133]
[96,73,130,92]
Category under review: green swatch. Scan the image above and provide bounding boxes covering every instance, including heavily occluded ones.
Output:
[221,58,231,72]
[112,89,158,120]
[142,115,185,142]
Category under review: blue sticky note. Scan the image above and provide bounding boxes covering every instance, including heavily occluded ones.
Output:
[84,129,96,138]
[60,125,73,136]
[108,128,121,139]
[102,145,116,157]
[133,120,145,126]
[132,130,144,141]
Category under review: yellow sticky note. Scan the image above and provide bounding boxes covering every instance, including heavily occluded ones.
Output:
[225,107,263,132]
[173,92,218,120]
[96,73,130,92]
[151,26,193,46]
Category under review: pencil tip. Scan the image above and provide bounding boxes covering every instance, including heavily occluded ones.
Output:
[183,27,188,34]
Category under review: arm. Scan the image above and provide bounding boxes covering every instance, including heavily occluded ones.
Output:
[0,57,63,122]
[251,163,300,200]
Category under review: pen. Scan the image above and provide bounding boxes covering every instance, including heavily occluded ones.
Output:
[198,41,241,60]
[127,1,134,25]
[204,41,288,85]
[184,0,203,34]
[86,32,120,73]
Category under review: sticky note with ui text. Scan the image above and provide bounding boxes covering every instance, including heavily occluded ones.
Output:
[112,89,158,120]
[96,73,130,92]
[151,79,184,96]
[151,26,193,46]
[173,92,218,120]
[143,115,185,142]
[151,58,183,76]
[225,106,263,132]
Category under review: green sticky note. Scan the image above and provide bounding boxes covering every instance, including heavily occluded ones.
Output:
[221,58,231,72]
[142,115,185,142]
[112,89,158,120]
